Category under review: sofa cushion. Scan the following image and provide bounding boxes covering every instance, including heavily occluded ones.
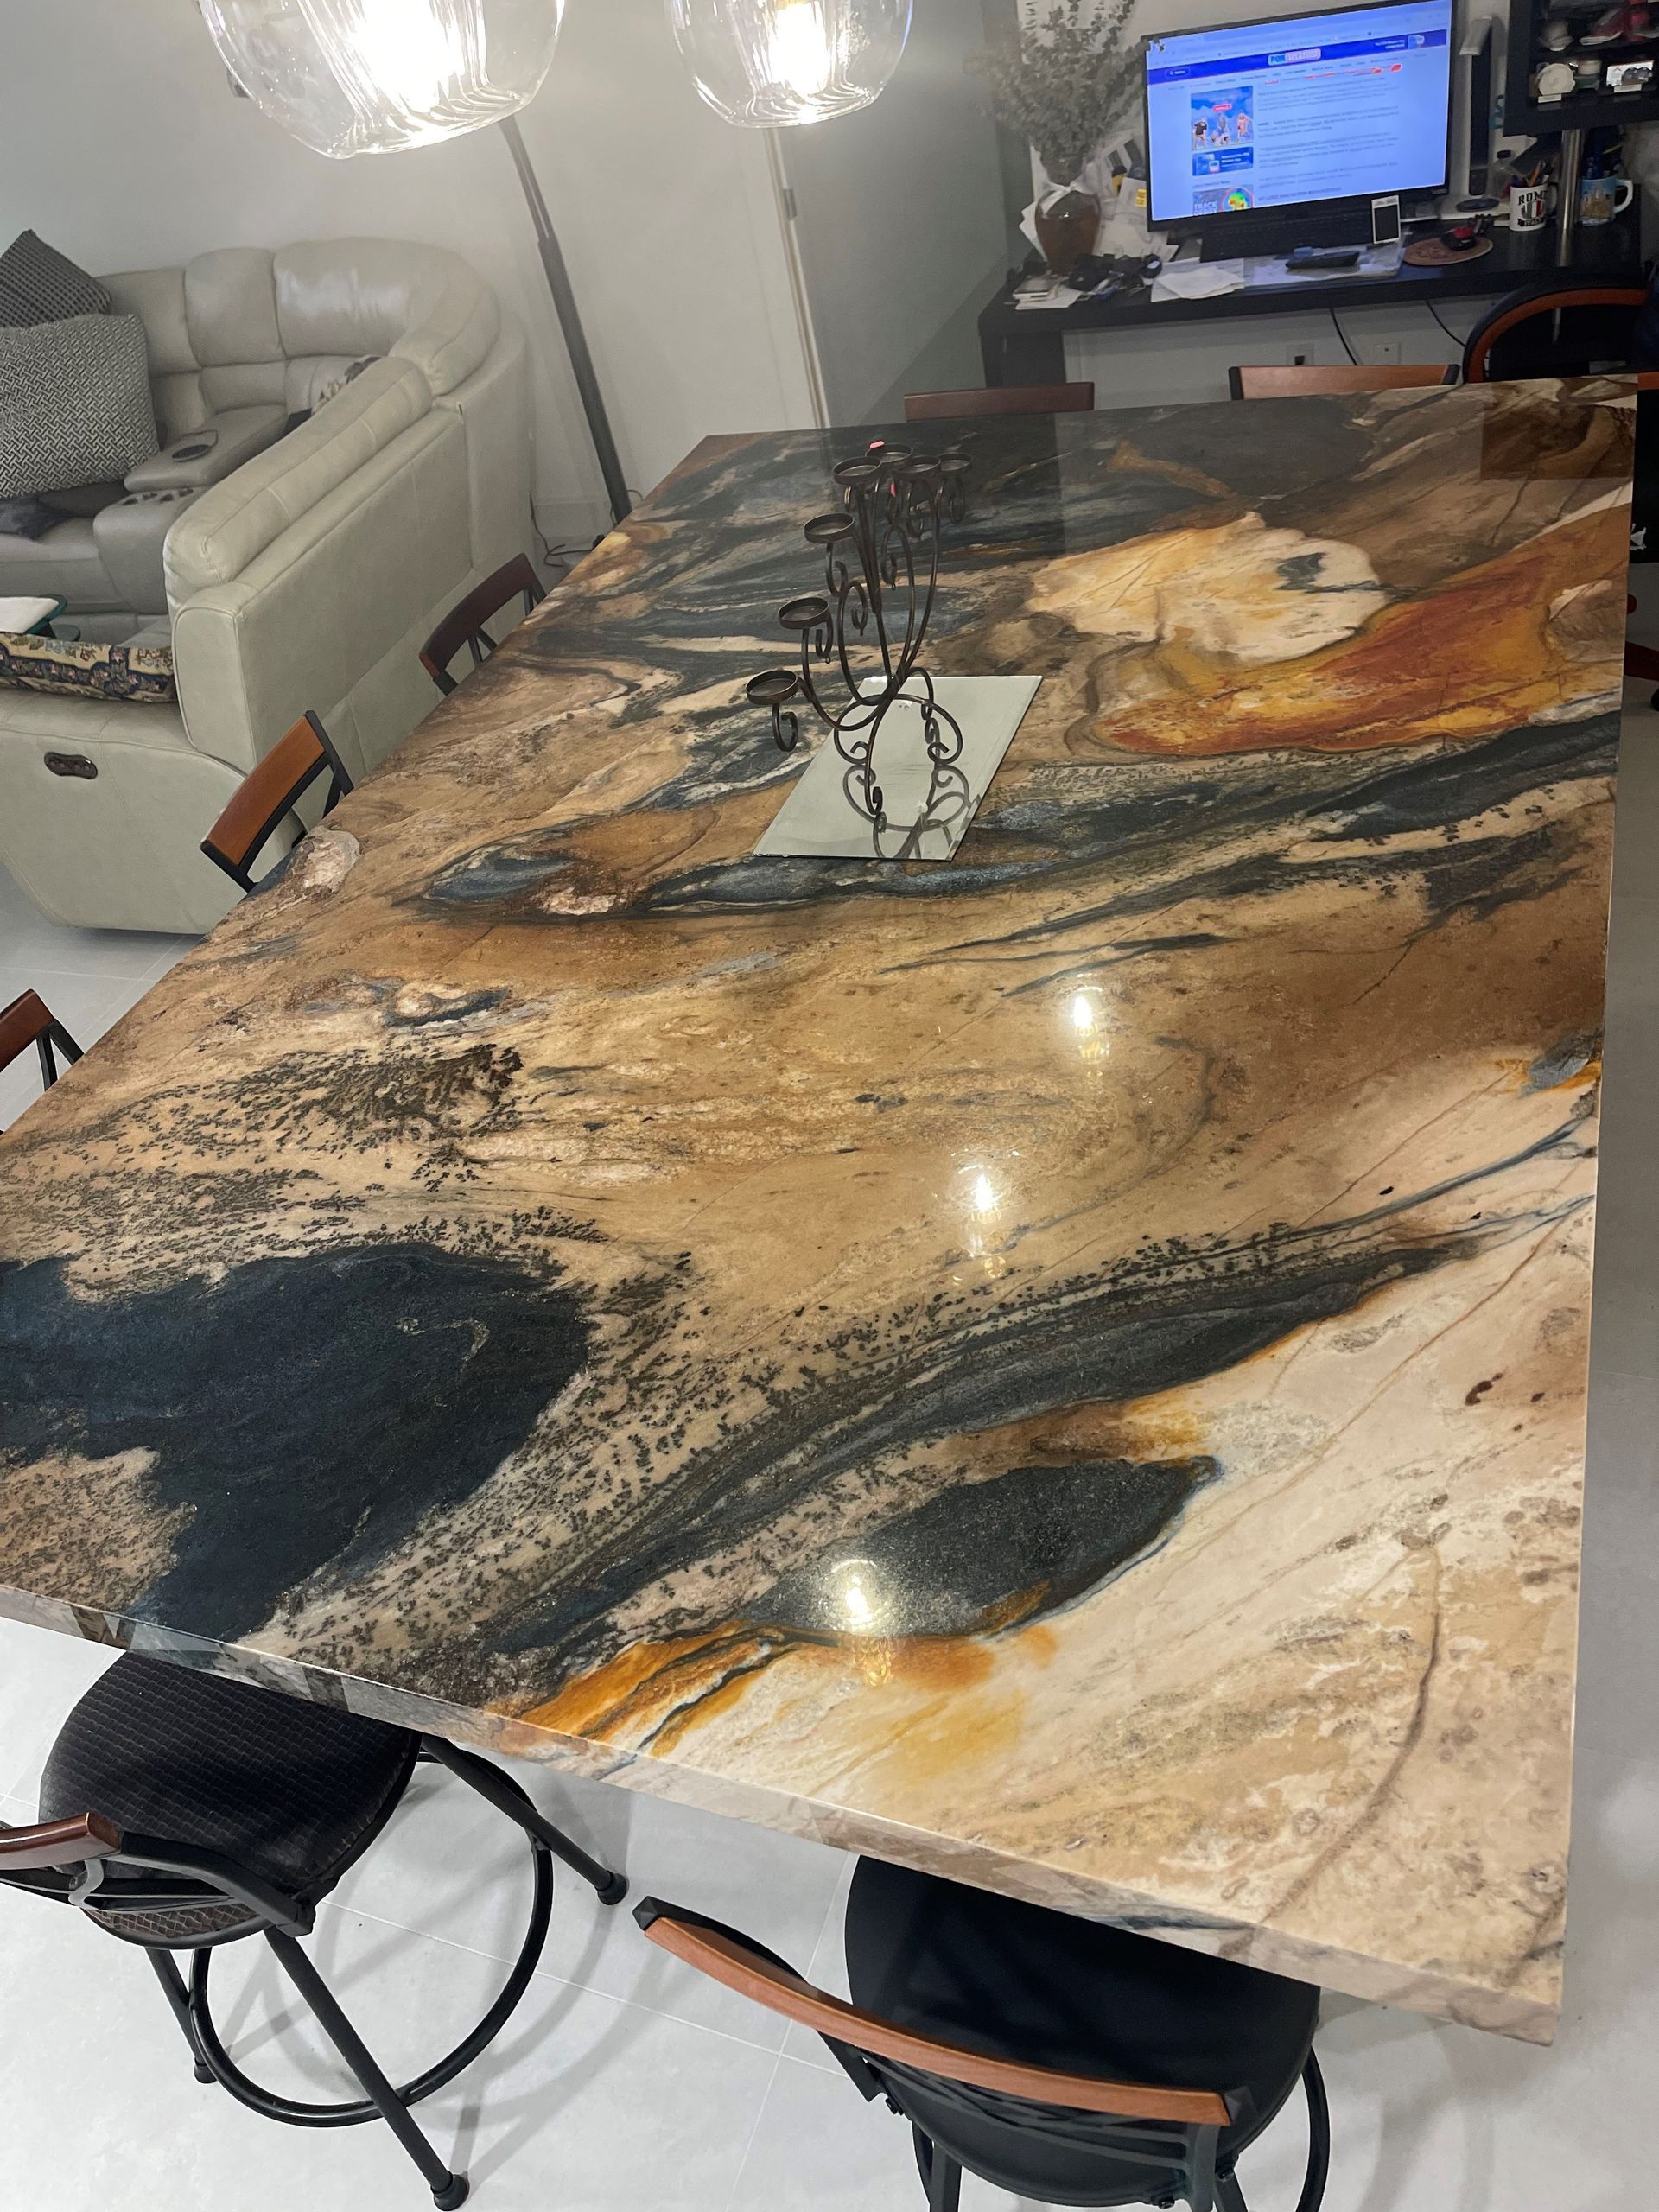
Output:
[274,241,498,399]
[0,630,175,703]
[0,514,119,613]
[165,355,431,595]
[0,314,159,498]
[0,230,111,327]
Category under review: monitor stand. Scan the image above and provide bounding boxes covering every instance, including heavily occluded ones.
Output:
[1198,205,1371,262]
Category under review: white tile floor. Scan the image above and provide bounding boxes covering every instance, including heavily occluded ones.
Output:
[1,688,1656,2210]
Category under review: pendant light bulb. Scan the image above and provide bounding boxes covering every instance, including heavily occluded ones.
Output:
[198,0,566,158]
[665,0,912,127]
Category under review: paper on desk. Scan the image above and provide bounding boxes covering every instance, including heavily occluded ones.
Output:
[1014,283,1085,310]
[1151,260,1244,302]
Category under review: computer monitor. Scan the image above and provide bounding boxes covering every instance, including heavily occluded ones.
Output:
[1143,0,1453,251]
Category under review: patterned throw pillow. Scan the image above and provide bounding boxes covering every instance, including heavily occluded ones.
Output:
[0,230,111,327]
[0,315,158,498]
[0,631,175,704]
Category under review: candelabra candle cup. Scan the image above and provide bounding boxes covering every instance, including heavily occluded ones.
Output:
[749,437,972,830]
[747,666,802,751]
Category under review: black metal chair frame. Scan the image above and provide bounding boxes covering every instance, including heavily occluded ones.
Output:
[636,1897,1331,2212]
[419,554,546,697]
[0,989,84,1093]
[200,709,355,895]
[2,1733,626,2209]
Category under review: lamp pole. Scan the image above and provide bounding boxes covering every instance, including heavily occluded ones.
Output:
[499,115,632,525]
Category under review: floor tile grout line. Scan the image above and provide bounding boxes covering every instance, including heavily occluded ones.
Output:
[721,2045,786,2212]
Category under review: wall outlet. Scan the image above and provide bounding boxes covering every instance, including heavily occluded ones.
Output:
[1375,339,1402,365]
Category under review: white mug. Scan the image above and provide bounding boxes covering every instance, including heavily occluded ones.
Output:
[1580,174,1635,225]
[1510,181,1549,232]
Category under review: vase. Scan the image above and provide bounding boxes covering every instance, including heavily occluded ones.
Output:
[1034,189,1100,279]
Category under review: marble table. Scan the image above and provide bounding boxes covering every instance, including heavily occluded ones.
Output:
[0,383,1630,2046]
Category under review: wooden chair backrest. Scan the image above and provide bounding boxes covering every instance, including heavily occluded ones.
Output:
[1462,285,1648,383]
[0,988,83,1096]
[1229,362,1457,399]
[637,1899,1230,2126]
[0,1811,122,1872]
[200,710,353,894]
[904,383,1095,422]
[418,553,546,697]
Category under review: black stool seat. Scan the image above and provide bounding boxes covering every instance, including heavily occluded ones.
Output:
[41,1655,417,1940]
[845,1858,1319,2203]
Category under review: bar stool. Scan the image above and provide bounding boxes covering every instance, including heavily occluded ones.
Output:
[638,1859,1329,2212]
[0,988,82,1103]
[0,1653,627,2206]
[200,710,354,896]
[419,555,546,696]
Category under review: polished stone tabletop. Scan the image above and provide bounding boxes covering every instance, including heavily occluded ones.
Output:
[0,383,1630,2044]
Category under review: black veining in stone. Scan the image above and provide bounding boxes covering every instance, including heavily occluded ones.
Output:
[0,1243,589,1637]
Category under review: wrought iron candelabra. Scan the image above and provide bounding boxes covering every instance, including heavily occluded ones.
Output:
[747,439,972,830]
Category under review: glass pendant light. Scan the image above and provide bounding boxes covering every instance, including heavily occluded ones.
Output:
[666,0,912,127]
[198,0,566,158]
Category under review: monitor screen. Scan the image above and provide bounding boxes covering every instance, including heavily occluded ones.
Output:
[1144,0,1452,228]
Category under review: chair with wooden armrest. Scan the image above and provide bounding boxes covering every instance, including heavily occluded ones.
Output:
[0,988,82,1109]
[200,709,354,897]
[0,1651,628,2208]
[418,553,546,697]
[636,1858,1329,2212]
[1228,363,1458,399]
[905,382,1095,422]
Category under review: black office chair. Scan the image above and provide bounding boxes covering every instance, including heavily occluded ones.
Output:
[0,1654,627,2207]
[1461,280,1646,383]
[639,1859,1329,2212]
[1463,282,1659,700]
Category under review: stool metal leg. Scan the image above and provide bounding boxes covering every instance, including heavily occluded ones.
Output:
[147,1948,214,2082]
[1295,2050,1331,2212]
[266,1929,467,2209]
[419,1735,627,1905]
[1217,2171,1249,2211]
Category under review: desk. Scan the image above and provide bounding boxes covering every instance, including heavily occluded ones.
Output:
[979,215,1642,386]
[0,384,1630,2047]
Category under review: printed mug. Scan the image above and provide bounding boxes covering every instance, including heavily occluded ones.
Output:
[1580,174,1635,225]
[1510,182,1549,231]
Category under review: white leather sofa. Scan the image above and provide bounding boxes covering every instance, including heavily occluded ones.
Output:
[0,239,531,934]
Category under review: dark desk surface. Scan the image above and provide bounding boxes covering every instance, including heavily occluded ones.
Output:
[981,216,1642,384]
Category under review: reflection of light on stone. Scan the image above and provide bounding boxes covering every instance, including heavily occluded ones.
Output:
[1065,983,1109,1063]
[971,1172,997,1216]
[828,1556,884,1633]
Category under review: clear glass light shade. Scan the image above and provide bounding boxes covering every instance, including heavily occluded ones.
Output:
[666,0,912,126]
[199,0,565,158]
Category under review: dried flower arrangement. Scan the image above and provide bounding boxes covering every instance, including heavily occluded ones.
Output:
[969,0,1141,187]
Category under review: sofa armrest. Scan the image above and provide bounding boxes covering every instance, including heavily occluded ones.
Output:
[124,404,289,494]
[164,358,432,600]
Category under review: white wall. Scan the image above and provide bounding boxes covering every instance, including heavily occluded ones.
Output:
[0,0,818,542]
[780,0,1013,423]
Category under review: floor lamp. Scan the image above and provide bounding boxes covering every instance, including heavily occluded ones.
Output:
[498,116,632,525]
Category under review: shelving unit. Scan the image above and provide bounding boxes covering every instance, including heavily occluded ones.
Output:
[1505,0,1659,136]
[1503,0,1656,257]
